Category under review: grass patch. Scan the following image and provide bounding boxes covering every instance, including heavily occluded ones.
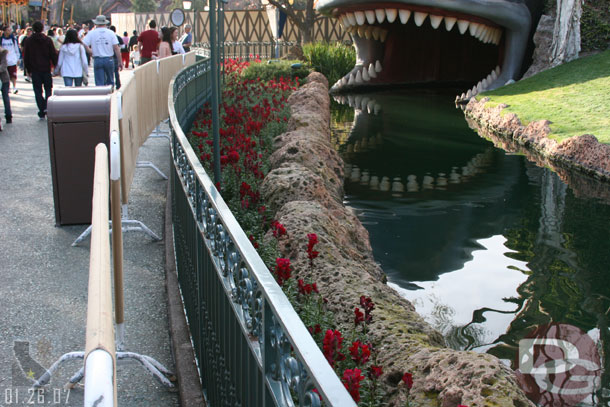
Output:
[479,50,610,144]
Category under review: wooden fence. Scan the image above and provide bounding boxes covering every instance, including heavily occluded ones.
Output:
[112,9,349,45]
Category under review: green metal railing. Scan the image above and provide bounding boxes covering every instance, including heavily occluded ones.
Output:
[168,57,356,406]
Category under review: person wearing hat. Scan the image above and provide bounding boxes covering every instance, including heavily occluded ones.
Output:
[82,15,122,87]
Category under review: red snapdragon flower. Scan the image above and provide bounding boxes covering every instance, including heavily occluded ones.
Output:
[402,372,413,390]
[349,341,371,365]
[297,279,318,295]
[354,308,364,326]
[307,233,319,265]
[360,296,375,324]
[322,329,345,367]
[342,368,364,403]
[368,365,383,380]
[271,220,287,238]
[273,258,291,286]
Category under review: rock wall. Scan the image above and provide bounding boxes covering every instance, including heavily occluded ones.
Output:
[463,97,610,181]
[261,71,535,407]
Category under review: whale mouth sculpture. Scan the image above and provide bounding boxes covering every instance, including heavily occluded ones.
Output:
[317,0,532,100]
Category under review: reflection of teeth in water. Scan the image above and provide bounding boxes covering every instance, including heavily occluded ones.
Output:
[350,167,361,181]
[422,174,435,189]
[369,175,379,189]
[360,170,370,184]
[436,173,448,188]
[449,167,461,183]
[406,174,419,191]
[391,177,404,192]
[379,176,390,191]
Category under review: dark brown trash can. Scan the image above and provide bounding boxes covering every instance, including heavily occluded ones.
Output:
[47,94,112,226]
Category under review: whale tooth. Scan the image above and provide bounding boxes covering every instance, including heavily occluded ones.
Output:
[398,9,411,24]
[482,78,488,88]
[348,73,355,85]
[365,10,376,24]
[364,26,373,40]
[476,81,482,92]
[457,19,469,34]
[466,89,472,98]
[341,76,347,85]
[355,70,363,84]
[354,95,362,107]
[379,29,388,42]
[368,63,377,78]
[375,60,382,72]
[360,97,369,110]
[471,85,478,95]
[495,29,502,44]
[374,104,381,115]
[386,8,397,23]
[413,12,427,26]
[491,69,498,81]
[375,8,386,23]
[346,12,356,26]
[372,27,381,40]
[354,11,365,25]
[429,15,442,29]
[347,95,354,106]
[494,66,501,76]
[444,16,457,31]
[483,27,492,43]
[367,100,375,113]
[362,67,370,81]
[469,22,480,37]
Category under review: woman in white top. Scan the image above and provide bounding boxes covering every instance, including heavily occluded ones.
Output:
[171,27,185,54]
[55,29,88,87]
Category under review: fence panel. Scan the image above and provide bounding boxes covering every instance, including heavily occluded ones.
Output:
[168,57,356,407]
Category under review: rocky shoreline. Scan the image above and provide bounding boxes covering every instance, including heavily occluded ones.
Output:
[261,72,535,407]
[463,97,610,183]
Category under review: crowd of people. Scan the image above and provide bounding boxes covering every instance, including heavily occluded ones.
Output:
[0,16,194,128]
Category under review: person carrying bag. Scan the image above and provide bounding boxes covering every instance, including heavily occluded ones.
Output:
[54,28,88,87]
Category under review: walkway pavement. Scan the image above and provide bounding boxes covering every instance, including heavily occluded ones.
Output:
[0,69,180,406]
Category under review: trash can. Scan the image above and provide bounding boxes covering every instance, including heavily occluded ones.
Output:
[47,94,112,226]
[53,85,113,97]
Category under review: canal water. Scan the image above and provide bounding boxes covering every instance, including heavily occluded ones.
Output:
[331,89,610,406]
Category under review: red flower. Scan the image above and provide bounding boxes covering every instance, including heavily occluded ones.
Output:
[368,365,383,380]
[273,258,291,286]
[322,329,345,367]
[359,296,375,324]
[402,372,413,390]
[307,233,319,265]
[349,341,371,365]
[297,279,317,295]
[354,308,364,326]
[342,368,364,403]
[271,220,287,238]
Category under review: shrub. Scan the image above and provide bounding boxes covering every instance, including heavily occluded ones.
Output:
[581,1,610,52]
[241,59,311,82]
[302,42,356,85]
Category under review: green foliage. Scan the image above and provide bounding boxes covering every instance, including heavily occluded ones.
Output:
[132,0,158,12]
[581,0,610,52]
[481,50,610,143]
[241,60,311,82]
[302,42,356,86]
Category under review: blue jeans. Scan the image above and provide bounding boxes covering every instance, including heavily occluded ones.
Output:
[31,71,52,117]
[1,81,11,120]
[93,56,114,87]
[63,77,83,87]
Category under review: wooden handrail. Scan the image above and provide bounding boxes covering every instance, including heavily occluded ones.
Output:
[84,143,117,407]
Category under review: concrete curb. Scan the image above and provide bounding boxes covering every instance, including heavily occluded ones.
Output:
[164,179,206,407]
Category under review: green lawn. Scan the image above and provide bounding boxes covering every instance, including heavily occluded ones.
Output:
[479,50,610,144]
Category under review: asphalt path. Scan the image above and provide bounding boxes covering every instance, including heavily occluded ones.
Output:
[0,67,179,406]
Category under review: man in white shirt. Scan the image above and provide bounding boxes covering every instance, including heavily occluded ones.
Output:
[82,15,122,87]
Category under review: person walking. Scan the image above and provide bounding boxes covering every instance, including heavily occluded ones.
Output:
[171,27,185,55]
[137,20,159,65]
[0,46,13,126]
[55,29,88,87]
[109,25,123,89]
[181,24,192,53]
[1,25,21,94]
[19,26,32,82]
[82,15,122,87]
[23,21,57,119]
[121,31,130,69]
[157,27,173,59]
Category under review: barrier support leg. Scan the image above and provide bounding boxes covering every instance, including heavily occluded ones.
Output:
[136,161,168,180]
[71,204,161,246]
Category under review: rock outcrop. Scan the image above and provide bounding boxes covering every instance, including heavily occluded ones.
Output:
[463,97,610,181]
[262,71,535,407]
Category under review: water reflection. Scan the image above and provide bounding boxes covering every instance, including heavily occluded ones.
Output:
[332,90,610,405]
